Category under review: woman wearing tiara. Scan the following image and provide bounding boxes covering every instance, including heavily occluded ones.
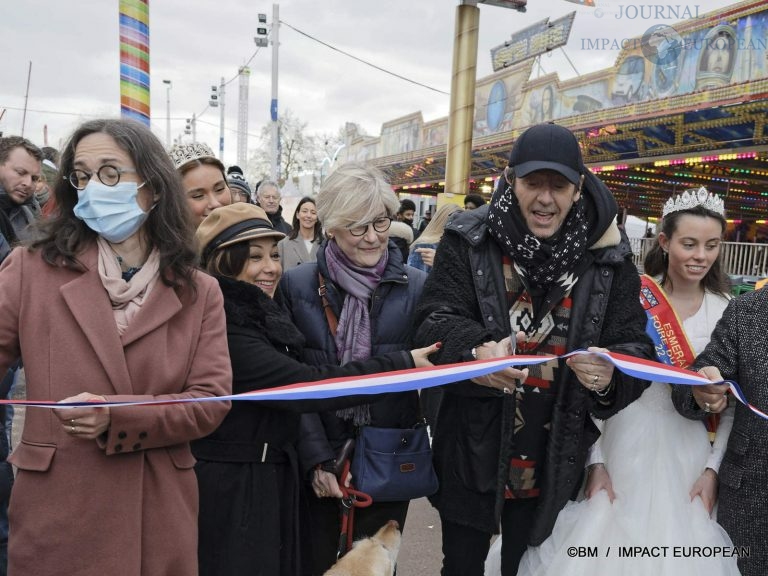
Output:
[487,187,740,576]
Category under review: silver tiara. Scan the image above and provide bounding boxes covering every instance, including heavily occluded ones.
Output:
[168,142,217,170]
[662,187,725,218]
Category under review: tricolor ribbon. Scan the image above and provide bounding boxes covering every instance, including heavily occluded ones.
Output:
[5,350,764,420]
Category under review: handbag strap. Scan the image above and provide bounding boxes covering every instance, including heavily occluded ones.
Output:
[318,272,339,336]
[318,273,426,428]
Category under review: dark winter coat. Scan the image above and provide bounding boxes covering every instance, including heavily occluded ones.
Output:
[673,289,768,576]
[0,188,39,242]
[280,240,428,474]
[267,205,293,236]
[413,175,653,545]
[193,276,415,576]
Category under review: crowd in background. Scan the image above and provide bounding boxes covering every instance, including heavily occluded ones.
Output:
[0,118,764,576]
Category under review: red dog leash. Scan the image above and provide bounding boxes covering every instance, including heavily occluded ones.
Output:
[337,457,373,558]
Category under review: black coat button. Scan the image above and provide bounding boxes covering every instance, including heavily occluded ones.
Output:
[139,432,147,439]
[118,431,127,440]
[115,444,123,453]
[133,443,142,451]
[568,456,576,464]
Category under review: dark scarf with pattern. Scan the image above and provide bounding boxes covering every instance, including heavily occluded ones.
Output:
[487,178,593,333]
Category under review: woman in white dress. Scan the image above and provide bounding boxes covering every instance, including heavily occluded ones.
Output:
[487,188,740,576]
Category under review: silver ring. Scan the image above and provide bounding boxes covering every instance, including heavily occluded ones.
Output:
[70,424,77,433]
[704,402,711,413]
[503,386,511,395]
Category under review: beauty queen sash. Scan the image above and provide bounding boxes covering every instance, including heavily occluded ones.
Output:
[639,274,719,439]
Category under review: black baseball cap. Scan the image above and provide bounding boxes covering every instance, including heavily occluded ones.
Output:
[508,123,583,185]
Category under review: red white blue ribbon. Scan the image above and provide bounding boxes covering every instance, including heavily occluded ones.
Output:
[5,350,763,420]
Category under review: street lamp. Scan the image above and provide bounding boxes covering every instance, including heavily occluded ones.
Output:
[162,79,172,148]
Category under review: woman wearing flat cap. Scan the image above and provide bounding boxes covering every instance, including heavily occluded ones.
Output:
[192,203,438,576]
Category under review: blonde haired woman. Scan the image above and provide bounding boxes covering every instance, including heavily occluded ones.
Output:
[408,203,462,272]
[280,162,430,574]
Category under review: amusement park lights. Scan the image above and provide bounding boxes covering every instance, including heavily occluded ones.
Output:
[653,152,758,167]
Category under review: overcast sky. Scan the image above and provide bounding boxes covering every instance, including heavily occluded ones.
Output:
[0,0,728,167]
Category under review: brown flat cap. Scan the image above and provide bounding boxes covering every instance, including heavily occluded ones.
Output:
[196,204,285,264]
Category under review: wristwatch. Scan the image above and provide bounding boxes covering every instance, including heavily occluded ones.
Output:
[316,459,337,473]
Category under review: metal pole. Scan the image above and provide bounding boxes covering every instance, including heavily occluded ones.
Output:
[192,112,197,142]
[219,76,226,160]
[445,2,479,197]
[21,61,32,137]
[270,3,280,181]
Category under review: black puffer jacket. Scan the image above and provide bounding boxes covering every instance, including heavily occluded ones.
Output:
[191,276,415,463]
[280,240,428,475]
[413,173,653,544]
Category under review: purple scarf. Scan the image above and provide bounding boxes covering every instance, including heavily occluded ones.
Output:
[325,239,388,425]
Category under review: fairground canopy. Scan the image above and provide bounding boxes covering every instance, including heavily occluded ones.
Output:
[339,0,768,222]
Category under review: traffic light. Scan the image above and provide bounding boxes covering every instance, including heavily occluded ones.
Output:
[209,85,219,108]
[255,13,268,47]
[184,118,192,135]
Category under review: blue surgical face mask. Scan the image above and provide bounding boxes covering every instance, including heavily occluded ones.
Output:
[73,180,151,243]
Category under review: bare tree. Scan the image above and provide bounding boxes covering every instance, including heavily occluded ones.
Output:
[246,109,346,193]
[246,109,310,185]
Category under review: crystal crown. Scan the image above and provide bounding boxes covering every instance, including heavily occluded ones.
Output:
[168,142,217,170]
[662,187,725,218]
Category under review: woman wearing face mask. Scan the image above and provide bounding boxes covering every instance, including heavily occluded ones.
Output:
[279,162,432,575]
[170,142,233,227]
[193,203,438,576]
[277,196,322,270]
[0,118,232,576]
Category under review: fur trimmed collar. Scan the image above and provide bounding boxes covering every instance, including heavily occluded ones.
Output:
[216,275,305,351]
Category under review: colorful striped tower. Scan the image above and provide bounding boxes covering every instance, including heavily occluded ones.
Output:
[119,0,150,126]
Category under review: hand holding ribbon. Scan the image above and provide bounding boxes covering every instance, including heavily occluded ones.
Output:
[694,366,730,414]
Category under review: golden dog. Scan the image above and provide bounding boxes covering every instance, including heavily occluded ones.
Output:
[323,520,402,576]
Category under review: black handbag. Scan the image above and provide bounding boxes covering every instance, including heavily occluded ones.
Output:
[351,424,438,502]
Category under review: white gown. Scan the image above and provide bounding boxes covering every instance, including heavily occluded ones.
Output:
[486,291,740,576]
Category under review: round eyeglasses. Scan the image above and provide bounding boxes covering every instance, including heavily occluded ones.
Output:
[67,165,138,190]
[347,216,392,237]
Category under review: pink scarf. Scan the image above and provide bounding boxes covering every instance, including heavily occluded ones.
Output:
[96,236,160,336]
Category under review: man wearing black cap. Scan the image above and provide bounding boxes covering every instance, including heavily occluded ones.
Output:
[413,123,653,575]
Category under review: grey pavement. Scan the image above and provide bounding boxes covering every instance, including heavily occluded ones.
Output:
[397,496,444,575]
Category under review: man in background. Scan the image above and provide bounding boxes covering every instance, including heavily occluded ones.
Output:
[464,193,486,211]
[227,166,253,204]
[397,198,419,239]
[0,137,42,243]
[255,180,292,234]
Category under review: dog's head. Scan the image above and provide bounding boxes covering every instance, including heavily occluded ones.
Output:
[371,520,401,561]
[323,520,402,576]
